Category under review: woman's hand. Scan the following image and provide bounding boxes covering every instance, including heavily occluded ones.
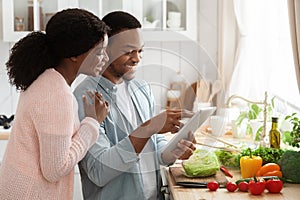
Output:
[83,90,109,123]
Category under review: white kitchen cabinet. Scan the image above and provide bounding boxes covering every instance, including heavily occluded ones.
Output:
[2,0,197,42]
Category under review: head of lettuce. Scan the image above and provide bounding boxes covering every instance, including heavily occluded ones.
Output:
[182,149,220,177]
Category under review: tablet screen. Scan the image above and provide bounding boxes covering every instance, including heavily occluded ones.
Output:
[161,107,216,155]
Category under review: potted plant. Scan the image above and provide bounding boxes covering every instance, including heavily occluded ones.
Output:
[278,113,300,183]
[235,98,274,141]
[283,113,300,148]
[235,103,262,139]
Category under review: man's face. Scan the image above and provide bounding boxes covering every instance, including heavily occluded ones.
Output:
[104,29,144,83]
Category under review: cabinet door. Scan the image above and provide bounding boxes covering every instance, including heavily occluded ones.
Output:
[142,0,197,41]
[2,0,26,42]
[2,0,58,42]
[2,0,197,42]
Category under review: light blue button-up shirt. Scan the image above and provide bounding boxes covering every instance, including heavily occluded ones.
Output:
[73,76,169,200]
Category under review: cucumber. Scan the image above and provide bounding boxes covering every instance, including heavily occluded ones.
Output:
[235,176,280,185]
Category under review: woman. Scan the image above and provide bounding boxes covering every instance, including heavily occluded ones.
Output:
[0,9,109,199]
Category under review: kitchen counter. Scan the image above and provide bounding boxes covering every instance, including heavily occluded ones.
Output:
[163,165,300,200]
[162,129,300,200]
[0,128,10,140]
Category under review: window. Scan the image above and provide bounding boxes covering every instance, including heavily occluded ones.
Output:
[229,0,300,110]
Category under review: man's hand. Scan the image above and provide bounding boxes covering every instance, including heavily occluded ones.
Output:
[172,132,196,160]
[144,109,194,134]
[161,132,196,164]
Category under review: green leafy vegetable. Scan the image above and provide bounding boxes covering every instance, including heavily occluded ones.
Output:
[277,150,300,183]
[239,146,285,165]
[214,150,240,167]
[182,149,220,177]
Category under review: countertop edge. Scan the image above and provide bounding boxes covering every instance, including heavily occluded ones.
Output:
[0,130,10,140]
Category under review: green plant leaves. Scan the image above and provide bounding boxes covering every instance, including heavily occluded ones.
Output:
[248,104,263,120]
[284,113,300,148]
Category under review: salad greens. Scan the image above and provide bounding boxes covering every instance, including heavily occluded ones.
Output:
[215,146,285,167]
[214,150,240,167]
[182,149,220,177]
[239,146,285,165]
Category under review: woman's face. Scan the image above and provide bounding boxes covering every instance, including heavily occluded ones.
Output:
[78,34,109,77]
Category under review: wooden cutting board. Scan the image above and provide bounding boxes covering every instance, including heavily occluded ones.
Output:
[169,166,228,187]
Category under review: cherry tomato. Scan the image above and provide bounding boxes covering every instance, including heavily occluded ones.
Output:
[238,181,249,192]
[226,181,237,192]
[248,180,265,195]
[265,179,283,193]
[207,181,219,191]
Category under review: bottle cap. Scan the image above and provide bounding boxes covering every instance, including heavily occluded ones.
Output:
[271,117,278,122]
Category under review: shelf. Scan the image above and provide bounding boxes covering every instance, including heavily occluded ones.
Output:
[2,0,197,42]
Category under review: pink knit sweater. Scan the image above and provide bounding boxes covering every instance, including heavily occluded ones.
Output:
[0,68,99,199]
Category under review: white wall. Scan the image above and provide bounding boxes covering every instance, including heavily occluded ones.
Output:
[0,0,218,115]
[0,0,20,116]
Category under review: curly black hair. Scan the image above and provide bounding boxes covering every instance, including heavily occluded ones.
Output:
[102,11,141,37]
[6,8,109,91]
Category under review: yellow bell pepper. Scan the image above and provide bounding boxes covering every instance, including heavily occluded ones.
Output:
[240,148,263,178]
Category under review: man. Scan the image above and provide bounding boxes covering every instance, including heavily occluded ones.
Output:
[73,11,196,200]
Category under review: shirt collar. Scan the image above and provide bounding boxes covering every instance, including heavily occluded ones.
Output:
[98,76,118,95]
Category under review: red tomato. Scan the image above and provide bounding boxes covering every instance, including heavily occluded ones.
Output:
[207,181,219,191]
[248,180,265,195]
[265,179,283,193]
[238,181,249,192]
[226,181,237,192]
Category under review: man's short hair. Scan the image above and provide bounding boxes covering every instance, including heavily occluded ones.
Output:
[102,11,141,37]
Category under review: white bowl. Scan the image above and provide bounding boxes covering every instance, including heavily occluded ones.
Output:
[167,19,181,28]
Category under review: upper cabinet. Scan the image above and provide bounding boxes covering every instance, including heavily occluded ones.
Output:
[2,0,197,42]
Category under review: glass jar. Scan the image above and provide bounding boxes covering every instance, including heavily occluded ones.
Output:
[15,17,25,31]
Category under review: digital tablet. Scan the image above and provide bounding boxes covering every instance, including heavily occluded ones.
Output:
[161,107,216,155]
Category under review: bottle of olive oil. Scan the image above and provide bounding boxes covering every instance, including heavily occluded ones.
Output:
[269,117,281,148]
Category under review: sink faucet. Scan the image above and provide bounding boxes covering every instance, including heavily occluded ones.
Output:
[226,91,268,147]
